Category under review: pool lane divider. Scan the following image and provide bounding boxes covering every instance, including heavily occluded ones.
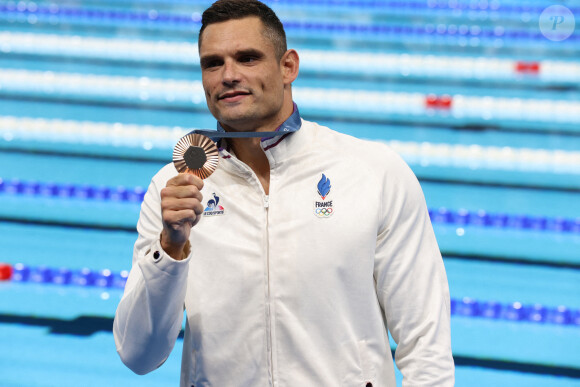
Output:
[2,32,579,86]
[1,2,579,48]
[0,70,579,128]
[0,263,128,289]
[1,177,578,234]
[428,207,580,234]
[0,178,146,202]
[0,262,578,327]
[0,0,567,14]
[3,115,580,174]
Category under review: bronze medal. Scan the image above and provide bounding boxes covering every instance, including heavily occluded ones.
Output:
[173,133,219,179]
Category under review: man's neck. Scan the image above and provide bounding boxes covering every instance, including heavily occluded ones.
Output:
[228,137,270,194]
[219,100,296,195]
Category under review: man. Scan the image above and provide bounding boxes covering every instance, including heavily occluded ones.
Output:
[113,0,455,385]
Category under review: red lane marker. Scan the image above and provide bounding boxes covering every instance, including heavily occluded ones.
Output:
[515,61,540,74]
[439,94,453,109]
[0,263,13,281]
[426,93,439,107]
[425,94,453,109]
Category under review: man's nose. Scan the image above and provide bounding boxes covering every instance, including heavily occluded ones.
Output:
[222,60,240,85]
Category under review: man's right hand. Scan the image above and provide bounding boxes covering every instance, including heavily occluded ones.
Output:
[160,173,204,260]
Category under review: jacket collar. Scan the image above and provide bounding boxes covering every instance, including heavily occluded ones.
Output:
[216,102,301,142]
[216,103,309,174]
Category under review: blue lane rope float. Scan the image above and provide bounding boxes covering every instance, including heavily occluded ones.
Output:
[428,207,580,233]
[451,297,580,326]
[1,3,577,43]
[2,262,129,289]
[0,178,146,203]
[0,177,579,233]
[0,262,578,326]
[2,0,577,17]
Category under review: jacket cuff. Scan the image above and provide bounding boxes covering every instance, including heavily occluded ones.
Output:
[145,239,191,277]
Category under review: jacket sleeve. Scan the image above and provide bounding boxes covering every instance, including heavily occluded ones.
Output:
[113,166,190,375]
[373,153,455,386]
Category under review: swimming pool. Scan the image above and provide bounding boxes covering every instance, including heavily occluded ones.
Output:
[0,0,579,386]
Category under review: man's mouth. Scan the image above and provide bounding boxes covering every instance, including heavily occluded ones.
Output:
[218,90,251,101]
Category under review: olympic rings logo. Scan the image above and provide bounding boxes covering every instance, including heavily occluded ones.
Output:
[315,208,333,216]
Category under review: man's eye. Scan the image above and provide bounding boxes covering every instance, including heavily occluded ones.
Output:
[202,60,221,69]
[240,56,257,63]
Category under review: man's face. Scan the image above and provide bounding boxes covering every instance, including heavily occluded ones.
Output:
[199,17,287,131]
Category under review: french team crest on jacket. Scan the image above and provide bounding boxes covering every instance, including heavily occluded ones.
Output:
[203,193,225,216]
[314,174,333,218]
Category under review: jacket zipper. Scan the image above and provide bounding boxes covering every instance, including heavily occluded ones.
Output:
[234,156,274,385]
[263,193,274,386]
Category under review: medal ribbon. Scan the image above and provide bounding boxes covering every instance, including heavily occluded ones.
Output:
[187,103,302,141]
[188,129,290,139]
[174,104,301,178]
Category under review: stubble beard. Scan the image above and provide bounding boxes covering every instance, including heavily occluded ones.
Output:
[216,101,281,133]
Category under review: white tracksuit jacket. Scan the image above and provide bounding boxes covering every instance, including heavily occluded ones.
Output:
[113,116,454,387]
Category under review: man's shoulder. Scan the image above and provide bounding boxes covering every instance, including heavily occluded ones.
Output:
[302,120,419,188]
[303,119,403,165]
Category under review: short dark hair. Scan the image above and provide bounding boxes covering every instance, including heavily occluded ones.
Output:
[199,0,287,60]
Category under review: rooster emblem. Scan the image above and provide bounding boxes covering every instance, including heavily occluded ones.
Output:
[204,193,224,212]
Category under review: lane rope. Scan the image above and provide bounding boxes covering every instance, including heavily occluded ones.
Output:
[0,177,578,234]
[0,70,578,125]
[1,32,578,84]
[1,2,578,47]
[0,262,578,326]
[2,116,579,173]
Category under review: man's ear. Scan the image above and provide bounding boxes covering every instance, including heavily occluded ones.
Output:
[280,49,299,85]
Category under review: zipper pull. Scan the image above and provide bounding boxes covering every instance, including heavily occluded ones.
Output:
[263,195,270,208]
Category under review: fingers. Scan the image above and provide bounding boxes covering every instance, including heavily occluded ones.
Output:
[161,198,204,216]
[159,173,206,251]
[166,173,204,190]
[161,185,203,201]
[161,175,203,201]
[160,187,204,222]
[163,209,200,229]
